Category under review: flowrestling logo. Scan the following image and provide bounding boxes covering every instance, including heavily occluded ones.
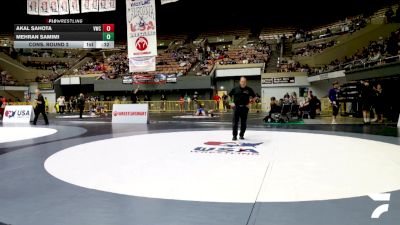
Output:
[113,111,147,117]
[191,141,263,155]
[4,110,30,119]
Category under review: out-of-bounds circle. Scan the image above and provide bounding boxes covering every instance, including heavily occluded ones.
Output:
[44,130,400,203]
[56,115,99,119]
[0,127,57,144]
[172,115,219,119]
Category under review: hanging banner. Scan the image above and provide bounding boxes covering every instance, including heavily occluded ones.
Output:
[49,0,60,15]
[129,56,156,72]
[107,0,116,11]
[99,0,108,11]
[38,0,50,15]
[161,0,179,4]
[126,0,157,72]
[69,0,80,14]
[58,0,70,15]
[99,0,116,11]
[82,0,99,13]
[30,0,114,15]
[27,0,39,15]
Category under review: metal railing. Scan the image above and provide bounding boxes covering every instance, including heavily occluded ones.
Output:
[310,54,400,76]
[82,100,262,113]
[4,100,263,114]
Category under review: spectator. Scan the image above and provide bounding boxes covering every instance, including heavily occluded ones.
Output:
[372,84,385,123]
[222,93,229,112]
[360,80,374,124]
[328,81,340,124]
[144,95,151,102]
[57,96,65,114]
[184,94,190,111]
[160,94,167,112]
[179,96,184,112]
[386,7,394,23]
[213,94,221,111]
[77,94,85,119]
[44,97,49,113]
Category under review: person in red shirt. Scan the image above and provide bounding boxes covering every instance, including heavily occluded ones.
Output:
[213,94,221,111]
[0,96,5,118]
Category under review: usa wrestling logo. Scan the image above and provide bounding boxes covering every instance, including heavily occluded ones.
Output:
[4,110,16,118]
[191,141,263,155]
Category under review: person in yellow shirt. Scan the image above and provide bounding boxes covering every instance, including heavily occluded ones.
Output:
[44,97,49,113]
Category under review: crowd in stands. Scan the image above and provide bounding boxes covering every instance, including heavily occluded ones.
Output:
[35,73,60,83]
[18,50,79,70]
[294,40,337,56]
[277,58,311,73]
[293,16,367,43]
[310,27,400,75]
[197,42,271,75]
[71,49,197,78]
[23,60,71,70]
[18,50,79,58]
[278,26,400,74]
[0,70,17,86]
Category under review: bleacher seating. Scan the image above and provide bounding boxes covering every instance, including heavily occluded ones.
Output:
[0,69,18,86]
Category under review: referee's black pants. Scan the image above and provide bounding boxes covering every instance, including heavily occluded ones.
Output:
[79,106,84,119]
[33,107,48,125]
[232,106,249,138]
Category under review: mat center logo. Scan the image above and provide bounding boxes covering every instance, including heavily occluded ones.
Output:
[192,141,263,155]
[135,36,148,51]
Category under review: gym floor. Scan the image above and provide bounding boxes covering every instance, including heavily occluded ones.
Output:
[0,113,399,225]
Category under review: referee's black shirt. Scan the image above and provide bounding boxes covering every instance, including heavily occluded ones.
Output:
[228,86,256,106]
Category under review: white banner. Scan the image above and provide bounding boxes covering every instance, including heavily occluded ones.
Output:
[2,105,34,124]
[82,0,99,13]
[58,0,70,15]
[69,0,80,14]
[112,104,149,124]
[27,0,39,15]
[48,0,60,15]
[107,0,116,11]
[126,0,157,58]
[161,0,178,4]
[129,56,156,72]
[99,0,116,11]
[38,0,50,15]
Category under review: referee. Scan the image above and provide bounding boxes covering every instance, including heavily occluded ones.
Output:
[33,89,49,125]
[229,77,255,140]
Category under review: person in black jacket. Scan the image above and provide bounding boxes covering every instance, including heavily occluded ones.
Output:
[228,77,255,140]
[33,89,49,125]
[360,80,374,124]
[77,93,85,119]
[373,84,385,123]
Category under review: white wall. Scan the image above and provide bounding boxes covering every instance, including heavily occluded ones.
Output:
[216,68,261,77]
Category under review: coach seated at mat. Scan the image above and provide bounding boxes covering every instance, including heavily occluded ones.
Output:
[263,97,281,122]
